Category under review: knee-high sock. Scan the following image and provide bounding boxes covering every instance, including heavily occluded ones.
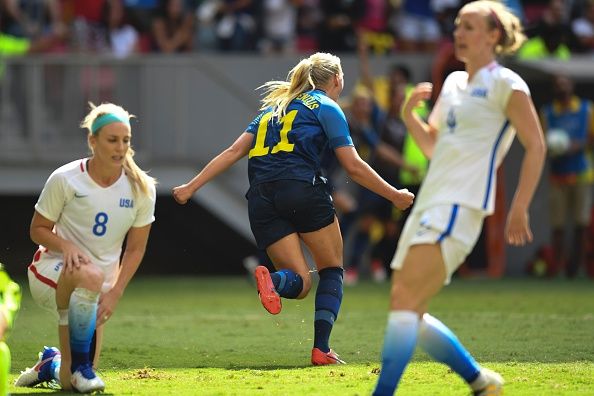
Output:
[270,269,303,299]
[417,313,481,383]
[0,341,9,396]
[314,267,343,352]
[69,288,99,372]
[373,311,420,396]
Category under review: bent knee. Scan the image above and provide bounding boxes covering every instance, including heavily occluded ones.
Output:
[296,274,312,299]
[66,264,104,291]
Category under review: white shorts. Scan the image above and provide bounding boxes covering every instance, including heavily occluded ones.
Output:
[28,248,61,319]
[28,248,115,319]
[390,204,485,284]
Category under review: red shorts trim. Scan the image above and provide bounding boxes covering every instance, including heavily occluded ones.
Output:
[28,264,58,289]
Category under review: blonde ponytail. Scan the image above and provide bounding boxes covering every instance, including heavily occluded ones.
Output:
[81,102,156,197]
[123,147,156,197]
[258,53,342,120]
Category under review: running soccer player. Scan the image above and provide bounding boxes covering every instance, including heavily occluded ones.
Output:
[173,52,414,365]
[373,1,546,395]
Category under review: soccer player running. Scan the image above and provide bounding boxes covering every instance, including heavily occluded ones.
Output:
[0,263,21,396]
[173,52,414,365]
[373,1,546,395]
[15,103,156,393]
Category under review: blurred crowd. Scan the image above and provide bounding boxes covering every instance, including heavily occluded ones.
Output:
[1,0,594,57]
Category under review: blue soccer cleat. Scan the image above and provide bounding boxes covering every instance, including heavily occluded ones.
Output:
[70,362,105,393]
[14,346,61,387]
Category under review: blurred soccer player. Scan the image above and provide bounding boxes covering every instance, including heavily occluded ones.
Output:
[0,263,21,396]
[173,52,414,365]
[15,103,156,393]
[373,1,546,395]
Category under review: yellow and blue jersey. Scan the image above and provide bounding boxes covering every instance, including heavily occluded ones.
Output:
[246,89,353,186]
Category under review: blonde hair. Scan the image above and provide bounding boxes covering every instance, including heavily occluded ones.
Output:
[460,0,526,55]
[258,52,342,120]
[80,102,156,197]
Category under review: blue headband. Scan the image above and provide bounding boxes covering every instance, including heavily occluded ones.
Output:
[91,113,130,134]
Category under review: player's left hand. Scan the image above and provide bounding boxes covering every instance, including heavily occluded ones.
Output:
[172,184,193,205]
[97,288,122,326]
[505,207,533,246]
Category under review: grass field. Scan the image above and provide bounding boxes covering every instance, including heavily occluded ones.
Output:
[7,276,594,395]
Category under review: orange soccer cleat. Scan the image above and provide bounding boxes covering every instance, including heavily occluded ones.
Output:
[254,266,282,315]
[311,348,346,365]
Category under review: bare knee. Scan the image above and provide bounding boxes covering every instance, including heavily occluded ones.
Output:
[64,265,104,292]
[296,272,312,299]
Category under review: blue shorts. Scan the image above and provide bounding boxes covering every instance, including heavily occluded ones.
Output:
[247,179,336,249]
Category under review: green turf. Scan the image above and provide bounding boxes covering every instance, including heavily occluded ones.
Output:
[8,276,594,395]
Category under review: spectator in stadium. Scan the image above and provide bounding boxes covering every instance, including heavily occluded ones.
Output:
[518,0,576,59]
[0,0,67,52]
[295,0,321,52]
[390,0,441,52]
[104,0,140,58]
[571,0,594,52]
[15,103,157,393]
[172,52,414,366]
[213,0,258,51]
[541,74,594,278]
[70,0,111,53]
[373,2,546,395]
[151,0,195,53]
[318,0,356,52]
[257,0,298,55]
[0,263,21,396]
[341,85,418,285]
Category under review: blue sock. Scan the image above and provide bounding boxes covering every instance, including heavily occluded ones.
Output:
[270,269,303,299]
[38,347,61,382]
[68,288,99,373]
[373,311,420,396]
[418,313,481,383]
[314,267,343,353]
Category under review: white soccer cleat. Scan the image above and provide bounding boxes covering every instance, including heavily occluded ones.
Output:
[14,346,60,387]
[472,368,504,396]
[70,363,105,393]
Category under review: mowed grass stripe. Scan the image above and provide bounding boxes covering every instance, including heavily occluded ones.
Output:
[8,276,594,394]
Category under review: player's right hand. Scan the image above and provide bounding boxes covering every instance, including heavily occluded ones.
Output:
[172,184,193,205]
[61,240,91,273]
[402,82,433,118]
[392,188,414,210]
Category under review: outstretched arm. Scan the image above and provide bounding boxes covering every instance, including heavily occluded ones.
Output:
[504,90,546,246]
[334,145,414,210]
[173,132,253,204]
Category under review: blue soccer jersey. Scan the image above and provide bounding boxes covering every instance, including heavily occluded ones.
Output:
[245,89,353,186]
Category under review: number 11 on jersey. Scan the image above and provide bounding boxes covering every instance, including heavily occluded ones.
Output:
[249,110,298,158]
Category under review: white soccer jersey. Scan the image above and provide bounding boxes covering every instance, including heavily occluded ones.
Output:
[34,159,156,285]
[413,62,530,215]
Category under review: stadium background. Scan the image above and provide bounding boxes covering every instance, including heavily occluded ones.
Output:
[1,52,593,277]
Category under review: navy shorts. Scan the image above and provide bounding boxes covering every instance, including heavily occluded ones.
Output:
[247,179,336,249]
